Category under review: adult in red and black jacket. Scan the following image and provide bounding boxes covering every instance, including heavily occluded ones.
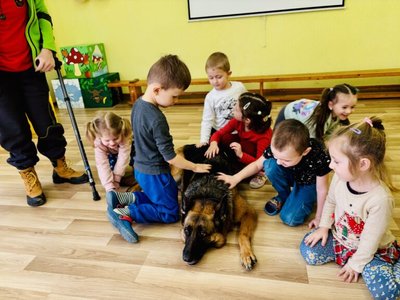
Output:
[0,0,88,207]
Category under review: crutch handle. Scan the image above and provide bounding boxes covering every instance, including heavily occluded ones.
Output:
[35,56,63,69]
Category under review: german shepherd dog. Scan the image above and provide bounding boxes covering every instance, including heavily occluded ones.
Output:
[177,144,257,271]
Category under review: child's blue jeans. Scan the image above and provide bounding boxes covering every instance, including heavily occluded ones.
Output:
[300,230,400,300]
[128,169,179,224]
[263,158,316,226]
[108,147,135,171]
[108,153,118,171]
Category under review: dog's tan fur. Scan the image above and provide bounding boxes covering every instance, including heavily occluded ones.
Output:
[175,145,258,270]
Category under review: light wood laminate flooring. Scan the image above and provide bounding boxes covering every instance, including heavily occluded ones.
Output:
[0,99,399,299]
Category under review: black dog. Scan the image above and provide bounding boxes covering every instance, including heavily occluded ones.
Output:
[178,144,257,270]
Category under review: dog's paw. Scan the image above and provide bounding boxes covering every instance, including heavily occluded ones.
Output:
[240,251,257,271]
[210,232,226,248]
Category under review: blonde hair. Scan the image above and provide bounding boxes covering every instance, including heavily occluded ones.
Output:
[205,52,230,73]
[86,112,132,145]
[328,116,396,191]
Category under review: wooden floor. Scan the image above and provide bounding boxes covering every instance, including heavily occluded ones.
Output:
[0,99,399,299]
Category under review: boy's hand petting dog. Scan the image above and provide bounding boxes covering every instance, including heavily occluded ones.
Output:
[216,172,239,189]
[193,163,212,173]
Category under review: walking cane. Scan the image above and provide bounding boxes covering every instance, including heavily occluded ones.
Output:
[39,56,101,201]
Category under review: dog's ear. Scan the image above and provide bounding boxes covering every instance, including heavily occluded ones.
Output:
[183,144,208,163]
[181,195,194,224]
[181,144,208,192]
[181,170,194,194]
[218,145,242,175]
[213,196,228,231]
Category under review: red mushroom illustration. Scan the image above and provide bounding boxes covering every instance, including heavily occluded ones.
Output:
[64,48,84,77]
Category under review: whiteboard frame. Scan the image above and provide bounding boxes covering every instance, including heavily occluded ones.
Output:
[187,0,345,21]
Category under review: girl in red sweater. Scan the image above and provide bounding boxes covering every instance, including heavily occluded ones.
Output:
[205,92,272,188]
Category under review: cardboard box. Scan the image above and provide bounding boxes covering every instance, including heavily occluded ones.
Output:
[51,72,120,108]
[51,78,85,109]
[81,72,121,108]
[60,43,108,78]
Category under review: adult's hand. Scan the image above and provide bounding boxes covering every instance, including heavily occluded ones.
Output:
[35,49,55,72]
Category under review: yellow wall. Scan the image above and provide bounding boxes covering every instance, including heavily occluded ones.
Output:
[46,0,400,89]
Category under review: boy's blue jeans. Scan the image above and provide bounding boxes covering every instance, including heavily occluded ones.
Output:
[128,169,179,224]
[263,158,316,226]
[300,231,400,300]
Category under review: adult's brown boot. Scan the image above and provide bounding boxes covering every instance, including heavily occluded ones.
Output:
[19,167,46,207]
[52,156,89,184]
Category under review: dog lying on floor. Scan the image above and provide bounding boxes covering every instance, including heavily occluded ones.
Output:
[175,144,258,271]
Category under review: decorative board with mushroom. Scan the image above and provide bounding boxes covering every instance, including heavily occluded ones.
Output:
[60,43,108,79]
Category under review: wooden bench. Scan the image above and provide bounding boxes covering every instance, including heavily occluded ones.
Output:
[108,68,400,104]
